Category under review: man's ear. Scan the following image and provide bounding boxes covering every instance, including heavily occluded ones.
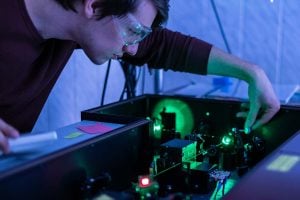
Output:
[83,0,98,19]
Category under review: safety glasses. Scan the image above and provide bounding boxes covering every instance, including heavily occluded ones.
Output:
[112,13,152,46]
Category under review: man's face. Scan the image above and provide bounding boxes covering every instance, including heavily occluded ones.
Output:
[78,0,157,65]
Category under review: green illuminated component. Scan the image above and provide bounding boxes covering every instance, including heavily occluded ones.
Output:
[153,124,162,132]
[151,99,194,138]
[182,141,197,162]
[267,154,300,172]
[161,139,197,163]
[182,162,189,169]
[222,135,233,146]
[152,120,162,139]
[244,127,251,134]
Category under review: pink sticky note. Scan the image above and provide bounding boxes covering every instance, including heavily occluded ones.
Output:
[77,123,113,134]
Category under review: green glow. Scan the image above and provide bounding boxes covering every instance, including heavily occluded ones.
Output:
[260,126,273,140]
[244,127,251,134]
[153,124,162,132]
[222,135,233,146]
[182,162,189,169]
[206,112,210,117]
[151,119,163,139]
[267,154,300,172]
[151,99,194,139]
[153,124,161,131]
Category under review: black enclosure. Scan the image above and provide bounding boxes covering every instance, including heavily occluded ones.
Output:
[83,94,300,156]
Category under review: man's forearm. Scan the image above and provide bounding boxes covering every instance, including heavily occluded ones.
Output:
[207,46,263,84]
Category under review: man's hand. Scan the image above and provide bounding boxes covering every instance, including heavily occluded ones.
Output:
[207,46,280,132]
[236,69,280,132]
[0,118,20,154]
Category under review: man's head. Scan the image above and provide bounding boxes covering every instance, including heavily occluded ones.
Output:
[55,0,169,27]
[53,0,169,64]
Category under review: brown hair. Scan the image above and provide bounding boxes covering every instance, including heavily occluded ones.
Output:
[55,0,169,27]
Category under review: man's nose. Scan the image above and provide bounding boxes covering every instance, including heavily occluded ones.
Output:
[122,44,139,56]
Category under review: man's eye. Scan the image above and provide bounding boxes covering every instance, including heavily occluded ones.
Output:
[127,27,141,35]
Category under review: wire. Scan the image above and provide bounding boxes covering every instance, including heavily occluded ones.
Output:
[119,61,144,101]
[141,66,146,94]
[210,0,231,54]
[210,0,244,98]
[100,59,111,106]
[119,61,130,101]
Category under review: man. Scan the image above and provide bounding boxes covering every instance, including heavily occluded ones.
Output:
[0,0,280,154]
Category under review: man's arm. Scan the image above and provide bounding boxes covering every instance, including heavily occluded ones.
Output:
[124,28,280,132]
[207,46,280,132]
[123,28,212,74]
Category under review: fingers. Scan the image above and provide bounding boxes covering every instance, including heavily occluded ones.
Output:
[251,105,280,130]
[240,102,250,109]
[0,119,19,138]
[236,102,250,118]
[0,118,20,154]
[244,102,260,132]
[236,102,280,133]
[236,111,247,118]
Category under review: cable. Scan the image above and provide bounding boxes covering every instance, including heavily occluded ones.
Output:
[100,59,111,106]
[210,0,231,54]
[210,0,244,98]
[119,61,136,100]
[119,61,144,100]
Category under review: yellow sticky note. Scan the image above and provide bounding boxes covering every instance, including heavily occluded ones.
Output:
[64,132,84,139]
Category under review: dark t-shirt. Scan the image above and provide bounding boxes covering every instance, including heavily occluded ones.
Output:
[0,0,212,132]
